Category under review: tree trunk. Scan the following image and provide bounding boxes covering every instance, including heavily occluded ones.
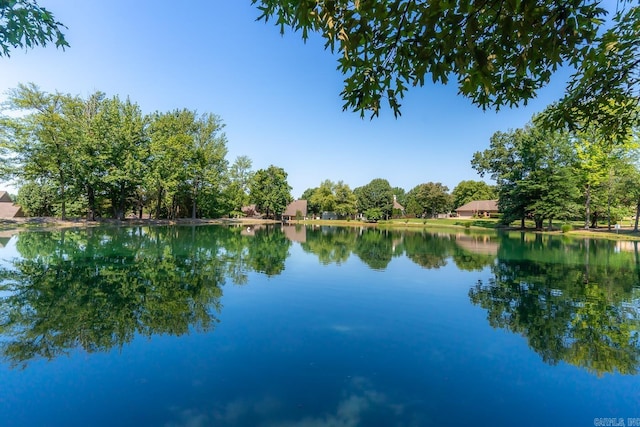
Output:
[520,216,525,229]
[87,185,96,221]
[548,218,552,231]
[117,183,126,220]
[156,187,163,219]
[60,185,66,220]
[584,184,591,229]
[634,198,640,232]
[534,217,543,230]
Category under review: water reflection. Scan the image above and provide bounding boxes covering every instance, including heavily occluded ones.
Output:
[469,234,640,376]
[0,225,639,377]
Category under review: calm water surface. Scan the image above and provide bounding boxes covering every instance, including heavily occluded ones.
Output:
[0,225,638,426]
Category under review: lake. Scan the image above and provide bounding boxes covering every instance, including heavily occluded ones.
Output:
[0,225,638,426]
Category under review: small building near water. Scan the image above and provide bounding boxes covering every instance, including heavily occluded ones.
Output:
[282,199,308,222]
[455,199,499,218]
[0,191,24,218]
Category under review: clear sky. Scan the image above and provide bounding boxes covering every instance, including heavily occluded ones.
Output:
[1,0,580,197]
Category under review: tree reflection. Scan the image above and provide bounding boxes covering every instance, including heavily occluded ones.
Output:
[2,225,639,376]
[352,228,395,270]
[0,225,290,368]
[470,236,640,376]
[301,226,357,265]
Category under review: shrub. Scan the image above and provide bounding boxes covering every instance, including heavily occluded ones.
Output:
[464,222,471,229]
[561,224,572,233]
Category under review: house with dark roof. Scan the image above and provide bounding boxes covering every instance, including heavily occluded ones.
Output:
[241,204,261,218]
[282,199,308,222]
[392,195,405,217]
[0,191,24,218]
[455,199,499,218]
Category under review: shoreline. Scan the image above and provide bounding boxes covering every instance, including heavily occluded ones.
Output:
[2,217,640,241]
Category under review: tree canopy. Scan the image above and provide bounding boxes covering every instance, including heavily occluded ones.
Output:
[253,0,638,140]
[0,0,68,56]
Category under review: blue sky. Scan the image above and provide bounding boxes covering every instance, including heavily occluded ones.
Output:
[1,0,580,197]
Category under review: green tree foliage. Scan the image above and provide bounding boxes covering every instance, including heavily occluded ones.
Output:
[1,85,235,220]
[546,5,640,144]
[572,127,639,229]
[225,155,254,217]
[16,180,56,216]
[405,182,452,217]
[185,113,228,219]
[305,179,357,218]
[354,178,393,219]
[249,165,293,218]
[472,118,581,229]
[3,83,82,219]
[333,180,357,217]
[451,180,496,209]
[95,96,150,220]
[146,109,228,219]
[253,1,613,122]
[0,0,68,57]
[618,165,640,231]
[301,186,320,216]
[310,179,337,212]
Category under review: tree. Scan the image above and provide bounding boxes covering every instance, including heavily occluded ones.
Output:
[185,113,228,219]
[249,165,292,218]
[545,5,640,144]
[310,179,336,212]
[301,187,320,216]
[16,180,56,216]
[333,180,357,218]
[618,164,640,232]
[253,1,622,123]
[451,180,496,209]
[0,0,68,57]
[2,83,82,219]
[147,110,197,219]
[97,96,150,220]
[354,178,393,219]
[226,155,254,216]
[473,118,580,229]
[406,182,452,217]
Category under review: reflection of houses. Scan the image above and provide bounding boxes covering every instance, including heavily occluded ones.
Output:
[282,224,307,243]
[455,200,498,218]
[616,241,639,253]
[0,191,24,218]
[282,200,308,221]
[454,234,499,255]
[240,224,263,236]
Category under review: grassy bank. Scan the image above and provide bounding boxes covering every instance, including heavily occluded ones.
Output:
[3,216,640,241]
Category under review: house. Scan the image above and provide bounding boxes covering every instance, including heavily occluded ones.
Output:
[241,204,261,218]
[0,191,24,218]
[393,195,405,217]
[282,199,308,222]
[321,211,338,220]
[455,199,498,218]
